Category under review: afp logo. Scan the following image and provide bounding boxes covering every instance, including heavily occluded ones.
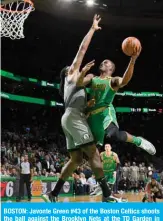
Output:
[63,181,70,193]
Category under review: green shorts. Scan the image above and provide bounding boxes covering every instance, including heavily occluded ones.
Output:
[104,171,116,184]
[87,107,118,146]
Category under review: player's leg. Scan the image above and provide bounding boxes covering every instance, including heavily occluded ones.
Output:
[51,149,83,195]
[43,131,83,202]
[142,193,148,202]
[89,172,111,197]
[43,111,84,202]
[105,122,156,155]
[154,192,163,202]
[68,111,114,202]
[82,145,117,202]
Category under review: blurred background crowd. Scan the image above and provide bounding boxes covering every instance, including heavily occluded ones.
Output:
[1,104,163,195]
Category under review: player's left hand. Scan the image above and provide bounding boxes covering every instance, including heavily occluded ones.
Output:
[92,14,102,31]
[82,60,95,73]
[132,45,142,59]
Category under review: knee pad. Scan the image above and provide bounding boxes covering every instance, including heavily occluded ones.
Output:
[106,127,127,142]
[106,127,118,140]
[118,131,127,142]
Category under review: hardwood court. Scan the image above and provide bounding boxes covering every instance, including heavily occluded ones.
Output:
[31,193,163,203]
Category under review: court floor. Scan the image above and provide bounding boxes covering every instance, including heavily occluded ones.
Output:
[31,193,163,203]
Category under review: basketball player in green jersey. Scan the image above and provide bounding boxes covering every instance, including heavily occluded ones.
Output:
[84,49,156,155]
[100,143,120,185]
[91,143,127,202]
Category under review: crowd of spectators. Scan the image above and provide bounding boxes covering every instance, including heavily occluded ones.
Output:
[1,126,163,195]
[1,98,163,196]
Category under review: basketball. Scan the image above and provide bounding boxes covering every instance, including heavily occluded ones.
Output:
[122,37,141,56]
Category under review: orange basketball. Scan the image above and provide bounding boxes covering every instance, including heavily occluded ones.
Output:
[122,37,141,56]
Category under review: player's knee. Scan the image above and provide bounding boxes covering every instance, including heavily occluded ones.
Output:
[106,128,119,141]
[118,131,127,142]
[106,129,127,142]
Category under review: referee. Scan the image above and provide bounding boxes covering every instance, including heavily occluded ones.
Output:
[18,154,33,201]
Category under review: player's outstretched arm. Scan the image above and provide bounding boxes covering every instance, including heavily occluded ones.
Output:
[111,46,141,90]
[76,60,95,86]
[68,14,101,75]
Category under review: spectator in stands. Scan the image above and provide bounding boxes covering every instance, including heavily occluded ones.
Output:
[83,166,92,179]
[139,163,147,190]
[75,166,83,175]
[0,167,7,176]
[73,173,83,195]
[87,174,96,193]
[10,168,17,177]
[42,169,48,177]
[129,162,139,192]
[50,162,56,173]
[122,163,130,180]
[79,173,89,194]
[1,142,6,159]
[42,155,51,173]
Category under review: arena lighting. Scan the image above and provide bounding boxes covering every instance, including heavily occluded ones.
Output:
[86,0,95,6]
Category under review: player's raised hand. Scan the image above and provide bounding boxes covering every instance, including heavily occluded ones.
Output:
[132,44,142,60]
[81,60,95,73]
[92,14,102,31]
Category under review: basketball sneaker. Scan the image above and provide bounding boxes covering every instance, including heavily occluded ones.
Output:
[102,195,118,203]
[42,192,57,202]
[102,195,128,203]
[137,137,156,155]
[90,185,102,196]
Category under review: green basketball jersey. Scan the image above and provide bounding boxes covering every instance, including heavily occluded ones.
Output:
[101,151,116,173]
[88,76,116,112]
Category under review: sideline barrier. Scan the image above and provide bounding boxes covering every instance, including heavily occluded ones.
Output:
[1,70,163,97]
[1,92,162,113]
[0,176,73,202]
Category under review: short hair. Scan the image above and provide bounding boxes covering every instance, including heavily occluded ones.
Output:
[60,66,69,79]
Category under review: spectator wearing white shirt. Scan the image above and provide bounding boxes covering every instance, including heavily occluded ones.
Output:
[79,173,89,194]
[1,142,6,158]
[87,174,96,193]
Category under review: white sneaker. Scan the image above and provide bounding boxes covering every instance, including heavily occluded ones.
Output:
[42,192,57,202]
[90,186,102,196]
[110,196,128,203]
[138,137,156,155]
